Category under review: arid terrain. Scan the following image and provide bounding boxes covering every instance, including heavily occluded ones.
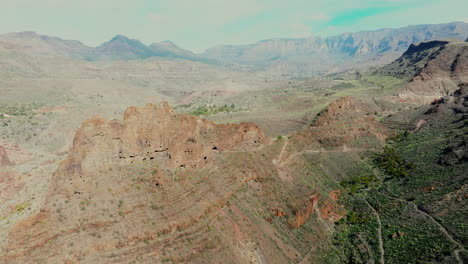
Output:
[0,22,467,263]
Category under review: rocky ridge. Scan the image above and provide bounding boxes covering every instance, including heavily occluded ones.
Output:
[1,97,381,263]
[379,39,468,99]
[55,102,269,190]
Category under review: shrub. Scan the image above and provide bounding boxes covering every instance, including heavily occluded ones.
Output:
[374,146,412,178]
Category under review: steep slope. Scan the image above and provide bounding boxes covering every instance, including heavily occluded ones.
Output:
[1,98,392,263]
[377,39,468,98]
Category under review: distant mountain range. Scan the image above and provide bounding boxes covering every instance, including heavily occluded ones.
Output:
[204,21,468,75]
[0,22,467,75]
[0,31,197,62]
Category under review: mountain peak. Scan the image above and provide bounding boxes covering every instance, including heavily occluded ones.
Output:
[110,34,133,42]
[159,40,177,47]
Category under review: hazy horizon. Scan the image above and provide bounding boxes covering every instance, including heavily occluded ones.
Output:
[1,20,466,54]
[2,0,467,52]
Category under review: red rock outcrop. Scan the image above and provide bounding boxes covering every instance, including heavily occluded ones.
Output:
[56,102,269,179]
[289,190,345,229]
[289,193,320,228]
[319,190,345,223]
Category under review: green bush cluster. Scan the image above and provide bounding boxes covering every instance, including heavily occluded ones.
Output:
[341,175,376,193]
[374,146,413,178]
[341,211,369,225]
[0,103,41,117]
[388,130,410,143]
[189,104,236,116]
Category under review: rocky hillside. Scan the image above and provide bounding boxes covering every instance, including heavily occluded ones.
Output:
[1,97,392,263]
[378,39,468,98]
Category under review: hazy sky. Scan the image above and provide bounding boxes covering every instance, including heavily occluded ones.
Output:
[1,0,467,52]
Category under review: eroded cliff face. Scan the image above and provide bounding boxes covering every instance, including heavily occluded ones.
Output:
[55,102,269,190]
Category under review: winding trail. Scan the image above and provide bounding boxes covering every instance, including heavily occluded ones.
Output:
[363,198,385,264]
[272,137,291,181]
[272,137,366,182]
[380,192,466,264]
[280,146,366,168]
[314,207,331,232]
[276,137,289,163]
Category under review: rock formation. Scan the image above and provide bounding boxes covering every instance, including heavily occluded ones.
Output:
[57,102,268,178]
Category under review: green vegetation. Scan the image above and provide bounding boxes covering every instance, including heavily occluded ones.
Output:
[327,109,467,264]
[342,211,369,225]
[374,146,413,178]
[174,103,193,109]
[340,174,376,193]
[361,74,404,91]
[15,202,31,212]
[189,104,236,116]
[330,82,357,90]
[0,103,42,117]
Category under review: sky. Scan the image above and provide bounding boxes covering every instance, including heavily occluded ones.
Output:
[1,0,467,52]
